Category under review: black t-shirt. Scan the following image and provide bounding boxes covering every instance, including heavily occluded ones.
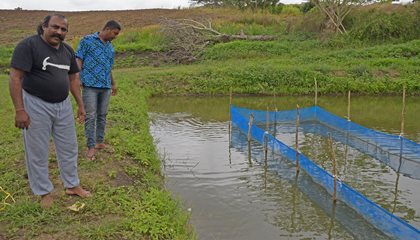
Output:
[10,35,79,103]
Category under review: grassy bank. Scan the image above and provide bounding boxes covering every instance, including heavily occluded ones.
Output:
[0,75,194,239]
[1,4,419,239]
[94,4,420,96]
[2,38,419,95]
[111,39,419,96]
[1,5,419,95]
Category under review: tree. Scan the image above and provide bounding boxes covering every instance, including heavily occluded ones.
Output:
[191,0,280,10]
[301,1,315,13]
[312,0,368,34]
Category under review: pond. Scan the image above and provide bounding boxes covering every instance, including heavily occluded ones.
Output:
[149,95,420,240]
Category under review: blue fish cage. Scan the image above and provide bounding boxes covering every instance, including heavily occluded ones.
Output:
[231,105,420,240]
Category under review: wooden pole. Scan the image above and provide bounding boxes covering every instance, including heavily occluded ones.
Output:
[265,107,269,167]
[295,105,300,173]
[273,93,277,109]
[328,135,337,202]
[394,85,406,210]
[347,90,351,121]
[230,87,233,104]
[248,113,253,143]
[266,107,269,133]
[343,91,351,179]
[393,138,403,213]
[248,113,254,165]
[333,149,337,203]
[314,78,318,106]
[273,108,278,138]
[400,85,406,137]
[228,87,232,147]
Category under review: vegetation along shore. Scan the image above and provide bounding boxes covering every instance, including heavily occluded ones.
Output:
[0,2,419,239]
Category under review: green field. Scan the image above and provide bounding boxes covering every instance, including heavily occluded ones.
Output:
[0,74,194,239]
[0,3,419,239]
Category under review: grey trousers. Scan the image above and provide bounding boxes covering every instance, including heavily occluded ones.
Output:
[23,91,80,196]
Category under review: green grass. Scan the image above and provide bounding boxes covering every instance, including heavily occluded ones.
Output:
[109,38,419,96]
[214,22,288,36]
[0,75,195,239]
[1,5,419,239]
[113,26,167,52]
[0,46,13,73]
[107,28,419,96]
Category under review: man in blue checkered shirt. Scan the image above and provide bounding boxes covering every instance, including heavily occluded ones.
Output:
[76,20,121,160]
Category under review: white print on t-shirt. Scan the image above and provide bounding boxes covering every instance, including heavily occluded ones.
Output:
[42,57,70,71]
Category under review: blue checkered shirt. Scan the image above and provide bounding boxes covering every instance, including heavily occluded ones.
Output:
[76,32,114,88]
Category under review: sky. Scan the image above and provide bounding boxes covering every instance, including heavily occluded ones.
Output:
[1,0,193,11]
[0,0,300,11]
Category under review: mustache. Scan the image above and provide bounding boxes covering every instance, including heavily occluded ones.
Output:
[51,34,65,41]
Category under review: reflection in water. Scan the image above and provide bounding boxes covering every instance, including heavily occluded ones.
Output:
[269,122,420,228]
[328,201,337,240]
[149,95,420,239]
[232,128,388,239]
[392,139,404,214]
[148,95,420,142]
[151,113,357,239]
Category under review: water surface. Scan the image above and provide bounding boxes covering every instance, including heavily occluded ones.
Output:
[149,95,420,239]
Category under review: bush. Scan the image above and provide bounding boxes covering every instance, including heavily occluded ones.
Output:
[301,1,315,13]
[349,5,420,42]
[269,4,284,14]
[281,5,302,16]
[294,7,324,34]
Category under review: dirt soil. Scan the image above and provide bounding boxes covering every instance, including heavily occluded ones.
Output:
[0,8,225,45]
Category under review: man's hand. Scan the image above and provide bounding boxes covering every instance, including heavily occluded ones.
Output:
[9,68,29,129]
[77,106,86,124]
[15,109,30,129]
[69,73,85,124]
[111,84,117,96]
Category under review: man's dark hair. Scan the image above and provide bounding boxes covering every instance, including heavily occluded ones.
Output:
[37,14,66,35]
[103,20,121,31]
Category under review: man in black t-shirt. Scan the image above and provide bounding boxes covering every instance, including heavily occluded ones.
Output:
[9,14,91,208]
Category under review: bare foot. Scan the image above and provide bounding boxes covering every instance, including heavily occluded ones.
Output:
[86,148,96,160]
[40,193,54,208]
[95,143,107,149]
[65,186,92,198]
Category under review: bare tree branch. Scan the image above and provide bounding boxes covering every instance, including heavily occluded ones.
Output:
[160,17,277,64]
[313,0,364,34]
